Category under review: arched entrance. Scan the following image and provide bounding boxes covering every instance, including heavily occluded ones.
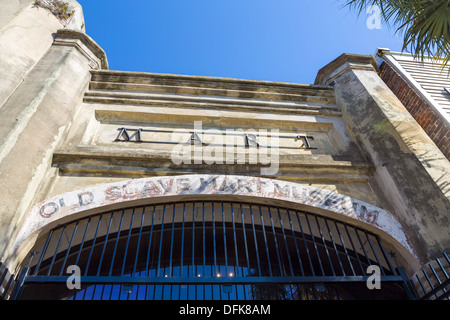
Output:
[7,175,418,300]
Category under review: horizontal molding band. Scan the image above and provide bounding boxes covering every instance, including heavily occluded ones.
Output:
[52,146,374,179]
[90,70,334,93]
[24,275,404,285]
[84,96,342,117]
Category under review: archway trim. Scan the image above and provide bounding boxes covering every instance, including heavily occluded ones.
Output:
[10,174,416,262]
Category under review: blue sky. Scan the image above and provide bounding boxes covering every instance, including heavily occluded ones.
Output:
[77,0,404,84]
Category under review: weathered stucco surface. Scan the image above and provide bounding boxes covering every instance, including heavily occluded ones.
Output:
[316,54,450,264]
[0,1,62,111]
[0,1,85,111]
[1,6,448,282]
[45,69,380,209]
[0,28,107,263]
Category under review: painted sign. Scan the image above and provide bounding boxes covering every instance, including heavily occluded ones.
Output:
[12,175,415,260]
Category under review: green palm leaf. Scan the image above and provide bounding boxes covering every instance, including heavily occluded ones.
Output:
[344,0,450,67]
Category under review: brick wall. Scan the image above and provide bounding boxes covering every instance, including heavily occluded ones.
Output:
[380,62,450,161]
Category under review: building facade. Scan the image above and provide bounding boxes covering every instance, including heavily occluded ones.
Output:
[0,1,449,300]
[376,49,450,161]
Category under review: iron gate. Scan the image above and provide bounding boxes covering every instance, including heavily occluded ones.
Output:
[9,201,414,300]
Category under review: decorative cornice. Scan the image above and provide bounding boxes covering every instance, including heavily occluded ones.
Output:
[53,29,108,70]
[315,53,379,86]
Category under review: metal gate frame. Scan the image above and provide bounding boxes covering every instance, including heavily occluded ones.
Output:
[5,200,417,300]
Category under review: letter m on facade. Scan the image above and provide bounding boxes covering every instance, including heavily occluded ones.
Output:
[115,128,142,142]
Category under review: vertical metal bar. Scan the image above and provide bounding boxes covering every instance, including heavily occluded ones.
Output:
[436,257,450,300]
[249,204,261,276]
[193,203,197,301]
[85,215,104,276]
[422,268,438,299]
[276,208,294,277]
[268,206,283,276]
[74,218,91,270]
[429,263,448,299]
[10,267,29,300]
[132,207,146,276]
[221,202,228,272]
[81,281,89,300]
[313,215,335,276]
[33,229,54,275]
[375,233,397,275]
[444,252,450,266]
[363,231,385,276]
[258,205,272,276]
[296,211,316,276]
[180,202,186,274]
[169,203,176,277]
[243,284,248,301]
[437,257,450,280]
[415,273,428,299]
[202,201,206,297]
[99,283,106,301]
[303,213,323,276]
[91,284,98,300]
[343,223,364,275]
[96,213,114,276]
[332,220,356,276]
[324,219,345,276]
[202,201,206,276]
[212,202,217,276]
[121,207,136,276]
[442,252,450,298]
[145,206,156,276]
[239,203,251,276]
[107,283,114,301]
[109,210,125,276]
[157,204,166,277]
[152,272,157,300]
[192,202,196,277]
[58,221,79,276]
[286,209,305,276]
[394,266,417,300]
[354,228,372,267]
[46,226,66,276]
[161,266,166,298]
[230,203,240,276]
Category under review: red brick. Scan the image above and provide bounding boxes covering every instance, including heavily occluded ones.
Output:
[380,62,450,160]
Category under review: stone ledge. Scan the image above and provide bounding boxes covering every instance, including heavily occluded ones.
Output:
[315,53,379,86]
[52,146,374,179]
[54,29,108,69]
[84,94,341,117]
[92,70,334,91]
[87,83,337,105]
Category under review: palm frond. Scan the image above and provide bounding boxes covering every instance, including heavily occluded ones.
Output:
[344,0,450,67]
